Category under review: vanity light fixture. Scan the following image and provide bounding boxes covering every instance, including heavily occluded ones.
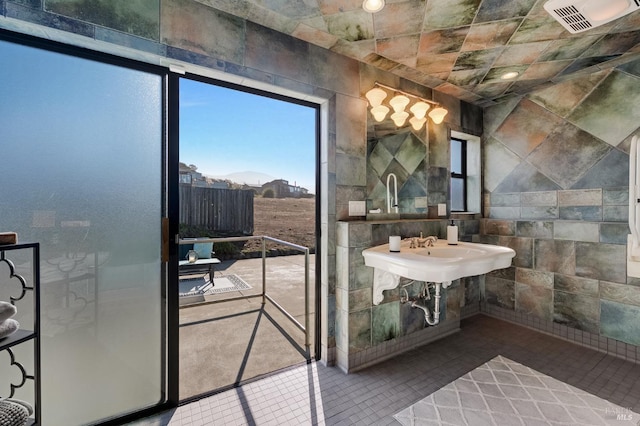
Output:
[364,82,448,129]
[391,111,410,127]
[428,107,448,125]
[388,93,410,126]
[409,116,427,131]
[370,105,390,122]
[410,101,430,119]
[388,94,410,113]
[409,101,430,131]
[365,87,387,107]
[362,0,385,13]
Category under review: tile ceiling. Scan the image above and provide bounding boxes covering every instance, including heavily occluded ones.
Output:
[205,0,640,106]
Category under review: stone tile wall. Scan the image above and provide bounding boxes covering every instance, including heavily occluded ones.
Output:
[334,211,484,371]
[483,63,640,347]
[336,219,483,372]
[482,303,640,363]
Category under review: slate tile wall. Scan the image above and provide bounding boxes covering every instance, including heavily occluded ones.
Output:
[483,63,640,347]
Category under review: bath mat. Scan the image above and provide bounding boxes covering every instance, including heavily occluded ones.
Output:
[394,355,638,425]
[179,274,251,297]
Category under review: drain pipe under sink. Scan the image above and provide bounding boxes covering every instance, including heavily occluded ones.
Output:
[409,281,452,326]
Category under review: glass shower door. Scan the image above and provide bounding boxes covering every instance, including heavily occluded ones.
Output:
[0,38,165,425]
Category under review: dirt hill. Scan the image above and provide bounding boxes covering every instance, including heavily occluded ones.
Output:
[243,197,316,253]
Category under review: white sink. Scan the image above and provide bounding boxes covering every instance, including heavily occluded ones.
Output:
[414,245,487,259]
[363,239,515,304]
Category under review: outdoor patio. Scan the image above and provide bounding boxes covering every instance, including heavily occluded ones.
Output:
[179,254,316,400]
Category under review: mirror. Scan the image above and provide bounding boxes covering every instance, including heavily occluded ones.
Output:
[366,114,429,218]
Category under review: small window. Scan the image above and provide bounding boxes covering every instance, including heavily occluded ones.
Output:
[450,138,467,212]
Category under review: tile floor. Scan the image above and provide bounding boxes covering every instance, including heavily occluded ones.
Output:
[131,315,640,425]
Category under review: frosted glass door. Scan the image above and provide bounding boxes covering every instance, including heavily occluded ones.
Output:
[0,39,164,424]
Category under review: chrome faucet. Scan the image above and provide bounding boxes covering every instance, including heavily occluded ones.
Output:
[411,233,437,248]
[417,232,427,247]
[386,173,398,214]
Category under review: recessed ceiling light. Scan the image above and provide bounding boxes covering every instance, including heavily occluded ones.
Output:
[362,0,385,13]
[501,71,520,80]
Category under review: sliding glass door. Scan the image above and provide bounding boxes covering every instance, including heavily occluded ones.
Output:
[0,36,165,425]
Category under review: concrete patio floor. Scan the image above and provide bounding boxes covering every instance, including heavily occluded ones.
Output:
[179,254,316,400]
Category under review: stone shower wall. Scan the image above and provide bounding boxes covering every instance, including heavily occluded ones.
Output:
[482,62,640,351]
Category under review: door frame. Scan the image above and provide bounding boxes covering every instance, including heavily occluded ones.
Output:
[168,73,323,403]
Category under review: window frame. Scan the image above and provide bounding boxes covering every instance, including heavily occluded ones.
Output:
[450,137,468,212]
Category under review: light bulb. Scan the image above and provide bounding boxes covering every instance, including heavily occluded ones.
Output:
[428,107,448,124]
[501,71,519,80]
[409,116,427,131]
[365,87,387,107]
[391,111,409,127]
[370,105,389,122]
[362,0,385,13]
[409,101,430,119]
[389,95,410,113]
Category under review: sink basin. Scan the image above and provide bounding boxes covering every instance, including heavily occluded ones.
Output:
[414,245,487,258]
[363,239,515,304]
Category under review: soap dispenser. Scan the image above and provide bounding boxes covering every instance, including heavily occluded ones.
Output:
[447,220,458,245]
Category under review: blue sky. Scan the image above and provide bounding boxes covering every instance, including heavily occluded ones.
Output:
[180,78,317,192]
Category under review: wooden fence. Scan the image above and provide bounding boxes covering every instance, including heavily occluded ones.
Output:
[179,184,254,236]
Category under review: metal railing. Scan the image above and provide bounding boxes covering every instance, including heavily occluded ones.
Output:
[177,235,311,350]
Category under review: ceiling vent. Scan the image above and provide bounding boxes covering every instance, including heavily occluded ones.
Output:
[544,0,640,33]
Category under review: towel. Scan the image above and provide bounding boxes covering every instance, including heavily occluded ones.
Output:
[0,398,31,426]
[0,302,16,323]
[0,319,19,340]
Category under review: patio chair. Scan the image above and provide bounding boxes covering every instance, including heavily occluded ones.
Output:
[178,241,220,281]
[178,241,221,305]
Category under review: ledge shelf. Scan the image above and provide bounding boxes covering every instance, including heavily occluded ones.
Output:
[0,242,41,425]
